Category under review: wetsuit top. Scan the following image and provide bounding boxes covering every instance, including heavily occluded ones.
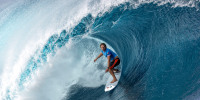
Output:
[101,48,117,61]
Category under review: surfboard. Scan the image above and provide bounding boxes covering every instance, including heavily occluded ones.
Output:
[105,71,121,92]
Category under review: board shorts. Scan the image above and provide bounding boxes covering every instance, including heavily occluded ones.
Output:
[109,58,120,69]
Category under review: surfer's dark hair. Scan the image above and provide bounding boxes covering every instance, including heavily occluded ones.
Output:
[100,43,107,48]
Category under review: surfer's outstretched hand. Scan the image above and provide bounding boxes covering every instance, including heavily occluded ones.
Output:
[105,68,109,72]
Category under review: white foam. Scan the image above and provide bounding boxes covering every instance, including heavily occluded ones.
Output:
[14,39,108,100]
[0,0,199,99]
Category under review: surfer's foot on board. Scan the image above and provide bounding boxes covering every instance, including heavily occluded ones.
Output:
[110,79,117,83]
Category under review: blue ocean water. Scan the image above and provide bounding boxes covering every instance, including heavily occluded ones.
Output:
[1,0,200,100]
[68,3,200,100]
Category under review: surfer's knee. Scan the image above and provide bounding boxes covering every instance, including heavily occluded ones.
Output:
[108,68,114,73]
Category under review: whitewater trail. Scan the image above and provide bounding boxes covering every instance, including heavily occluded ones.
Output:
[0,0,200,100]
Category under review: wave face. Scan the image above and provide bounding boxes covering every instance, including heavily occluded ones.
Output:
[0,0,200,100]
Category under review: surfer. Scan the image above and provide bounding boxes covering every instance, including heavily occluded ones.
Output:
[94,43,120,83]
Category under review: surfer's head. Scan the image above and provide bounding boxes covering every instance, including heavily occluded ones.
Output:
[100,43,106,51]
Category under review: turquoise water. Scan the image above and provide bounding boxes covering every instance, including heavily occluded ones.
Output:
[1,0,200,100]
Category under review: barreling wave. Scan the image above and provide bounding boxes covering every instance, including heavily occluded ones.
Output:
[0,0,200,100]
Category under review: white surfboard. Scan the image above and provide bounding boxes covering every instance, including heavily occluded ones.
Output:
[105,71,121,92]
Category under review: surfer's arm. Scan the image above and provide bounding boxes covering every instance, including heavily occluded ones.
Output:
[105,55,111,72]
[94,52,103,62]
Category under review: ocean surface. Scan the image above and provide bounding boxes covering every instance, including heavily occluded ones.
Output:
[0,0,200,100]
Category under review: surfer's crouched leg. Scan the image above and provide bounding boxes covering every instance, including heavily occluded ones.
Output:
[108,58,120,83]
[108,68,117,83]
[109,58,120,73]
[109,58,120,69]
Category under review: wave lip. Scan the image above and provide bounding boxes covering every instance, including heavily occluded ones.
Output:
[0,0,200,100]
